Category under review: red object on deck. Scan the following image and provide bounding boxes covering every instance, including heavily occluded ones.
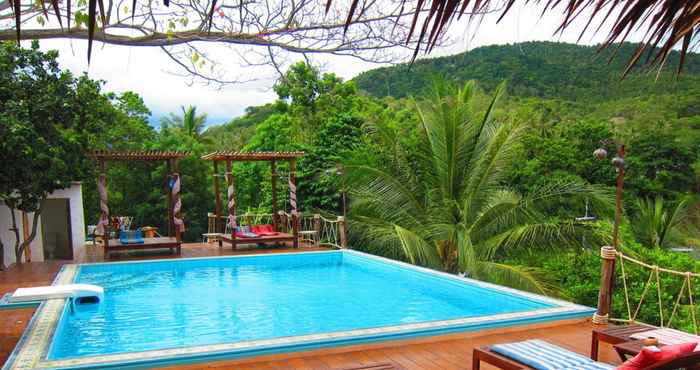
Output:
[251,224,278,236]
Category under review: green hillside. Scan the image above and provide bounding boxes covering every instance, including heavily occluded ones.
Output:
[353,42,700,101]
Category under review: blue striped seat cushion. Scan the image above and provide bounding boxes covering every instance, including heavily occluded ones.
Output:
[490,339,615,370]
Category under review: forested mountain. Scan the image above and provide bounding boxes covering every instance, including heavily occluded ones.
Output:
[353,42,700,101]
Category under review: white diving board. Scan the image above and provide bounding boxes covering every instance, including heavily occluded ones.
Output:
[8,284,104,303]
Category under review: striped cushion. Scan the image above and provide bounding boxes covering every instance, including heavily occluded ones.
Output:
[491,340,614,370]
[558,362,615,370]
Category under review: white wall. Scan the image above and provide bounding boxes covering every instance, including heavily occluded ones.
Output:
[0,206,44,267]
[0,182,85,268]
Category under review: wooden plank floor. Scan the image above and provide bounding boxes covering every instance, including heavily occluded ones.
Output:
[0,243,621,369]
[157,320,622,370]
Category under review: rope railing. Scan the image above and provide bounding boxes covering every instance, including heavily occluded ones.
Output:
[206,212,346,248]
[598,247,700,334]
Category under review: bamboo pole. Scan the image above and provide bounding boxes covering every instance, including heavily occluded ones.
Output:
[612,145,626,249]
[594,246,617,324]
[338,216,347,249]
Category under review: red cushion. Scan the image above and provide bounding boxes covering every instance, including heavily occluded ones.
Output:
[251,224,276,236]
[616,343,697,370]
[250,225,261,233]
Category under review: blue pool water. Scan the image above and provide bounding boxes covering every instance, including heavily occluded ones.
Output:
[48,251,553,360]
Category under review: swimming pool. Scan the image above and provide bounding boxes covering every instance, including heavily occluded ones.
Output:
[4,250,594,369]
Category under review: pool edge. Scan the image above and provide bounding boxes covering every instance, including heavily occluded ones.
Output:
[2,249,596,370]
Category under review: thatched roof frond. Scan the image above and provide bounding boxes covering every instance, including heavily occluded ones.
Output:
[338,0,700,75]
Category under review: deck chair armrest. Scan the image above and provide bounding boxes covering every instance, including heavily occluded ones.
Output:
[643,350,700,370]
[473,347,532,370]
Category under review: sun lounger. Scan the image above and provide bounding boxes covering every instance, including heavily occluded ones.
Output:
[473,339,700,370]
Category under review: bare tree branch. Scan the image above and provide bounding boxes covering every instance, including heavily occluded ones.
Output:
[0,0,473,85]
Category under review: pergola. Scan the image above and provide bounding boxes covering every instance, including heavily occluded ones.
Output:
[201,151,304,249]
[89,150,188,258]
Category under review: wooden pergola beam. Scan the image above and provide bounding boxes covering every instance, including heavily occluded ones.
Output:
[89,150,189,161]
[201,151,304,161]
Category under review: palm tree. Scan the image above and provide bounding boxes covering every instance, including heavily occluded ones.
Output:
[345,81,611,293]
[632,197,690,248]
[161,105,207,140]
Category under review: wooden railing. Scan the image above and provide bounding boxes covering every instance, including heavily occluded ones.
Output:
[207,211,346,248]
[595,246,700,334]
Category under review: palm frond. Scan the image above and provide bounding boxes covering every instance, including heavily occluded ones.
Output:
[462,119,524,214]
[633,196,691,248]
[344,164,424,223]
[472,261,556,295]
[394,224,441,268]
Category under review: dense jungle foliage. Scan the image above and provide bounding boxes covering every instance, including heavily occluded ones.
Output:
[3,40,700,331]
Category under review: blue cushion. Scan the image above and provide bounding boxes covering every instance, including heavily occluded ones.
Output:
[491,340,611,370]
[119,230,145,244]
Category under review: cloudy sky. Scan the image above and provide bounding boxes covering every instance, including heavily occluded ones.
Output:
[25,3,642,127]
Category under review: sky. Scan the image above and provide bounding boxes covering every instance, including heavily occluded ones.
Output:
[25,2,643,127]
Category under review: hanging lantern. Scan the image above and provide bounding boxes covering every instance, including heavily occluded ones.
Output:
[612,156,625,170]
[593,148,608,160]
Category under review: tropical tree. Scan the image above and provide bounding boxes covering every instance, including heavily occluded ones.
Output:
[632,197,692,249]
[161,105,208,140]
[345,81,611,293]
[0,41,108,266]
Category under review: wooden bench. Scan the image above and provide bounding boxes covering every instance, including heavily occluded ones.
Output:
[105,236,181,258]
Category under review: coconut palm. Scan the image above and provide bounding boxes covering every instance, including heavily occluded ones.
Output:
[632,197,691,248]
[345,81,611,293]
[161,105,207,140]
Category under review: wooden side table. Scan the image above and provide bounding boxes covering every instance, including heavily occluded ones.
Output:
[613,340,651,360]
[591,324,656,361]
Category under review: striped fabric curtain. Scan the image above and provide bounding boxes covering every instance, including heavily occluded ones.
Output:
[95,173,110,236]
[172,173,185,233]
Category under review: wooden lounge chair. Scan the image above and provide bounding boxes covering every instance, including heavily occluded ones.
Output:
[473,339,700,370]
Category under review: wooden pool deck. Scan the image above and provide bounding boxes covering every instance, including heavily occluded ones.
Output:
[0,243,622,369]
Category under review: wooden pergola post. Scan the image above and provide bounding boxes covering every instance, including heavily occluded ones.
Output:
[213,160,222,233]
[166,159,175,238]
[313,213,321,247]
[289,158,299,248]
[98,159,110,251]
[271,160,279,231]
[225,160,236,247]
